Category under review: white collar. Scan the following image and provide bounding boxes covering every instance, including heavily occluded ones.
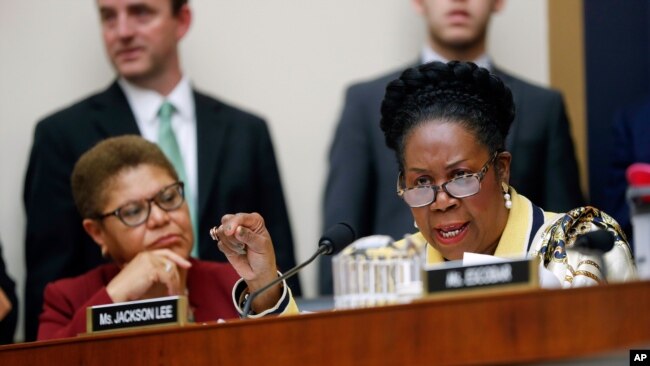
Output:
[118,76,195,125]
[420,45,492,71]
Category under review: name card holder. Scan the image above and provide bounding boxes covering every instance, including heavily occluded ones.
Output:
[422,258,539,299]
[86,295,189,335]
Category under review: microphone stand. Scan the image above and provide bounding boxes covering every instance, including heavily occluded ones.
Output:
[241,244,330,318]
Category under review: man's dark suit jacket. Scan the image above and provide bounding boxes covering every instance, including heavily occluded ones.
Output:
[320,66,584,294]
[604,95,650,242]
[24,82,299,340]
[37,259,240,340]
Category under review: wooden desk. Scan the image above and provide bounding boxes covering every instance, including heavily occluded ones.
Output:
[1,281,649,365]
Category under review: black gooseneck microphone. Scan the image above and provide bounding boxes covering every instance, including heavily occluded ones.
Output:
[572,229,615,253]
[241,222,356,318]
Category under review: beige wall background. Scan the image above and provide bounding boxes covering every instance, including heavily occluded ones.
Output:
[0,0,549,341]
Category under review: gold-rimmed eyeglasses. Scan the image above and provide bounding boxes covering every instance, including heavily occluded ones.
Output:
[397,152,499,208]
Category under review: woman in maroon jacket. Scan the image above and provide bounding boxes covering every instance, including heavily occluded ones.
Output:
[38,135,295,340]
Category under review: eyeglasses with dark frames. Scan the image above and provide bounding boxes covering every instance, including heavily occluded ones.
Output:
[397,152,500,208]
[96,181,185,227]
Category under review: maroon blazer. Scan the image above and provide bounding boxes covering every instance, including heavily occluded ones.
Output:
[38,258,240,340]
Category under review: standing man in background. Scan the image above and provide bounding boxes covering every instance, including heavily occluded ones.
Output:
[24,0,299,340]
[321,0,583,294]
[604,96,650,243]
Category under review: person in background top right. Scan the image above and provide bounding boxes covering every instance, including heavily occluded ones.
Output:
[604,95,650,245]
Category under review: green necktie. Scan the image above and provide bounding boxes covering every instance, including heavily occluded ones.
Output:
[157,101,199,258]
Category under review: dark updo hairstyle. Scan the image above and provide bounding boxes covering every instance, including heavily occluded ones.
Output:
[380,61,515,171]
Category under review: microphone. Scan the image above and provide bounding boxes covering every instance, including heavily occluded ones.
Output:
[572,229,615,253]
[241,223,356,317]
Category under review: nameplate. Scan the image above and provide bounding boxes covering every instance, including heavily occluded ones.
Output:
[422,258,538,297]
[86,295,189,334]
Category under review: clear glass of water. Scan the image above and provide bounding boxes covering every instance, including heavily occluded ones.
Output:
[332,235,424,309]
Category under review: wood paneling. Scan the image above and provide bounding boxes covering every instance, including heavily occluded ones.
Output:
[1,281,649,365]
[548,0,588,198]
